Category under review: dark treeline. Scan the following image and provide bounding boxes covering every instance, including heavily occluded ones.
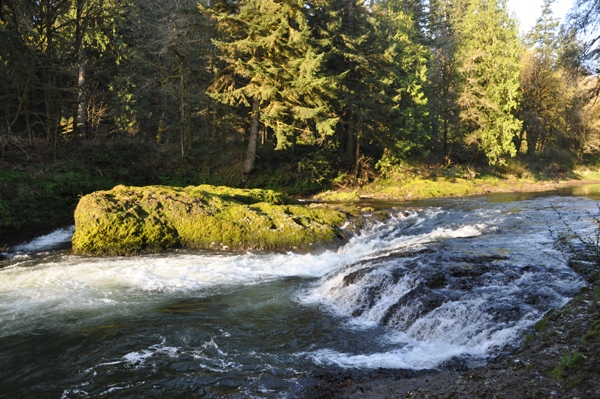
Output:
[1,0,600,181]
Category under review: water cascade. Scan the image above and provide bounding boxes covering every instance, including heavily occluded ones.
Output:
[0,190,595,398]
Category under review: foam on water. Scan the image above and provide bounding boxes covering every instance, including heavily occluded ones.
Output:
[299,200,587,369]
[0,209,456,337]
[0,198,590,378]
[12,226,75,253]
[305,277,576,370]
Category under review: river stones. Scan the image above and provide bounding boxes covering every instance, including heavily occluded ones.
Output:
[72,184,351,256]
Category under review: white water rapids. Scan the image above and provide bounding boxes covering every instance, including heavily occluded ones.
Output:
[0,190,597,398]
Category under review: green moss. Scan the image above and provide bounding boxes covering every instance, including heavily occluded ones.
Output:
[362,176,488,200]
[315,190,361,202]
[534,317,549,332]
[72,184,349,255]
[550,352,586,381]
[525,333,536,343]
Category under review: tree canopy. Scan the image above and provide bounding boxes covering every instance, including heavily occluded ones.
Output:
[1,0,599,185]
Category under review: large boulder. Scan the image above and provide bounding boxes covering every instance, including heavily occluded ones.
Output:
[72,184,350,255]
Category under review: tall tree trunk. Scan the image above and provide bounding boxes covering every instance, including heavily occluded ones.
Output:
[43,66,59,160]
[177,58,193,157]
[24,86,33,146]
[244,97,260,174]
[354,129,361,178]
[77,58,87,139]
[73,0,86,139]
[527,128,539,155]
[179,61,187,157]
[346,115,355,165]
[185,59,192,155]
[443,108,449,151]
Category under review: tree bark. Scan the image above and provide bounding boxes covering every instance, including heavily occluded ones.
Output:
[244,97,260,174]
[346,115,355,165]
[354,129,361,178]
[77,58,88,139]
[180,62,187,157]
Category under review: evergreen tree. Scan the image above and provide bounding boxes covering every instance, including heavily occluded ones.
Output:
[526,0,560,66]
[308,0,428,175]
[454,0,523,165]
[426,0,459,153]
[571,0,600,80]
[202,0,338,173]
[306,0,374,169]
[130,0,215,155]
[0,0,127,150]
[369,0,429,164]
[520,0,567,154]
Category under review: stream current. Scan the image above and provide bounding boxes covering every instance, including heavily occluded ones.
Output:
[1,185,599,398]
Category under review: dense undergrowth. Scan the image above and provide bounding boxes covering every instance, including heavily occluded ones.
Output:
[1,138,599,245]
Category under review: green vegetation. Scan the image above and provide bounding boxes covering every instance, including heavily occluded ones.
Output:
[1,0,600,241]
[0,161,115,240]
[550,352,586,381]
[454,0,523,165]
[534,317,550,332]
[72,184,350,255]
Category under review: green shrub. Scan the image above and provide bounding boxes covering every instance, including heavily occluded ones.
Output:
[550,352,586,381]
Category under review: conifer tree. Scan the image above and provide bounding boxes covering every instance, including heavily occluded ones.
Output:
[308,0,428,174]
[454,0,523,165]
[202,0,338,173]
[369,0,429,163]
[305,0,373,168]
[520,0,566,154]
[571,0,600,80]
[526,0,560,66]
[427,0,458,152]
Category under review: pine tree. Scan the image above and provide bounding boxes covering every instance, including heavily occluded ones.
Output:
[454,0,523,165]
[526,0,560,66]
[427,0,458,153]
[202,0,338,173]
[308,0,429,175]
[305,0,374,168]
[369,0,429,163]
[520,0,566,154]
[571,0,600,80]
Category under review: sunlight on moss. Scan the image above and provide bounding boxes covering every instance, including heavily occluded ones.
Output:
[72,185,350,255]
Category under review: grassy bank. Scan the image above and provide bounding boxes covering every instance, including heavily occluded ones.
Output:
[317,162,600,201]
[2,138,600,246]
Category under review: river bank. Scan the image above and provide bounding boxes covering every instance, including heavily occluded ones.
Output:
[2,136,599,247]
[316,166,600,202]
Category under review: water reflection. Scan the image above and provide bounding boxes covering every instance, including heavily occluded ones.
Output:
[557,183,600,200]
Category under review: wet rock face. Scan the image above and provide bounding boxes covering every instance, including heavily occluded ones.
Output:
[72,184,351,256]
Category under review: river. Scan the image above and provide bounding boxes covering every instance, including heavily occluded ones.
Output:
[1,185,599,398]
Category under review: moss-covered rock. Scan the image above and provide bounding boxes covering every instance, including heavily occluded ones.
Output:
[72,184,350,255]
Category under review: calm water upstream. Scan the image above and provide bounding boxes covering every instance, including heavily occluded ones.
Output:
[1,184,599,398]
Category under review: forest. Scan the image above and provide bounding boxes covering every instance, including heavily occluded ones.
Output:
[0,0,600,239]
